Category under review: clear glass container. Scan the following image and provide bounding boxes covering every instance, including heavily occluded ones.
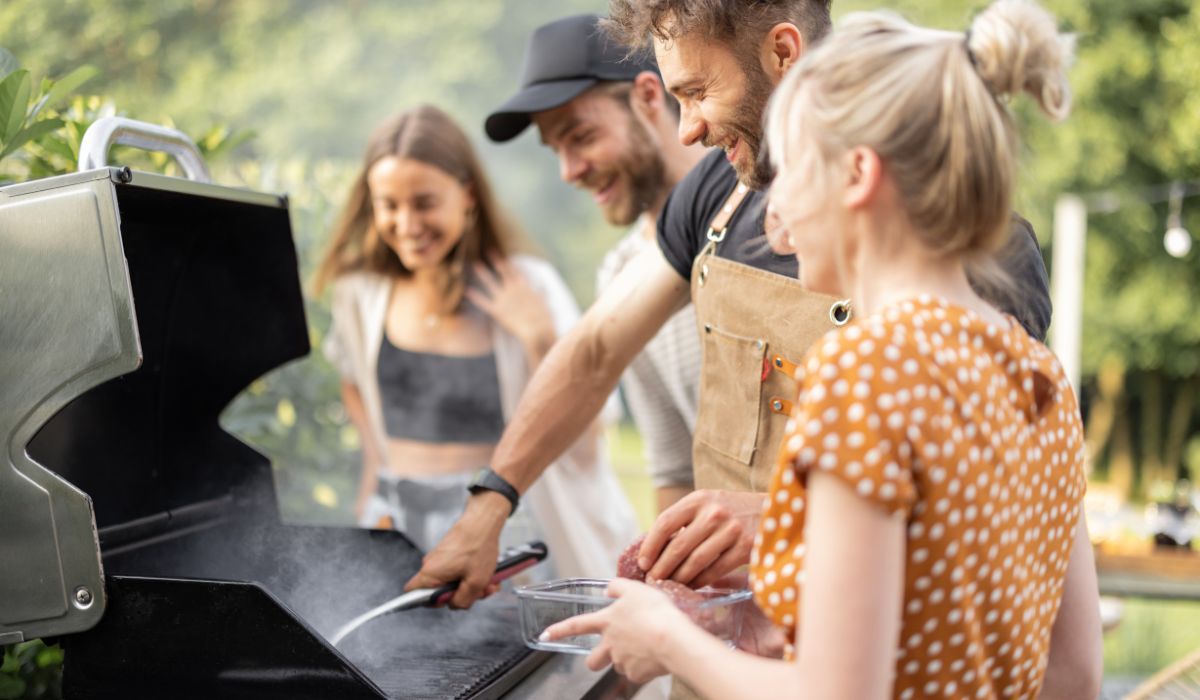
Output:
[516,578,753,654]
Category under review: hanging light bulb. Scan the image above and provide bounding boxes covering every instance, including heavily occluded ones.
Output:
[1164,182,1192,258]
[1165,226,1192,258]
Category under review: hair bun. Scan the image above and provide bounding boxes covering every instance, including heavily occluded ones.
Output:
[967,0,1075,120]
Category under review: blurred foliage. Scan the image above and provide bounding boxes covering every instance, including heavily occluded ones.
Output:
[836,0,1200,496]
[0,642,63,700]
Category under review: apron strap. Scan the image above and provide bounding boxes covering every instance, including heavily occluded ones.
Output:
[705,181,752,247]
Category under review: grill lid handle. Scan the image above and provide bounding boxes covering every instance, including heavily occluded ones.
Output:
[79,116,212,183]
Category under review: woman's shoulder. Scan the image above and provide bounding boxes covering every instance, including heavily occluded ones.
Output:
[332,269,391,295]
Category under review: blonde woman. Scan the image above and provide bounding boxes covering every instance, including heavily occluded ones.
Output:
[315,105,636,588]
[545,1,1102,697]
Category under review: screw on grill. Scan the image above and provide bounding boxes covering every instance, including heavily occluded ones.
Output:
[74,586,93,609]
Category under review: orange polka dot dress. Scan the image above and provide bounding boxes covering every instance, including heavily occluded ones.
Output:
[750,295,1087,700]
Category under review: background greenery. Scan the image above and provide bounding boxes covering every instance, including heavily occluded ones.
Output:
[2,0,1199,697]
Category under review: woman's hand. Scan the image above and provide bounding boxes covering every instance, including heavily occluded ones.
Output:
[541,578,695,683]
[464,256,556,357]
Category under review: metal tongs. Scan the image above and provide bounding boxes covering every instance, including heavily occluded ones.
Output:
[330,540,548,646]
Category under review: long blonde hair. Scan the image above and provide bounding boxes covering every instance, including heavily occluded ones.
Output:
[313,105,525,310]
[767,0,1073,260]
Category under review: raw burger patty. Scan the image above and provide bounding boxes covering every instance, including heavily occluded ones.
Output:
[617,534,648,581]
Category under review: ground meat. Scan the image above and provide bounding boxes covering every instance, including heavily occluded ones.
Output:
[648,578,716,632]
[617,534,648,581]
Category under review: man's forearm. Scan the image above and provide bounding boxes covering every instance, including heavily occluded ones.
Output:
[490,245,690,496]
[492,313,632,493]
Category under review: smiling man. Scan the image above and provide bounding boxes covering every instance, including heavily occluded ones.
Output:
[485,14,706,514]
[406,0,1052,631]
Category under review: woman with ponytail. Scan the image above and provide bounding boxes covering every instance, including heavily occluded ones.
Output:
[544,2,1102,697]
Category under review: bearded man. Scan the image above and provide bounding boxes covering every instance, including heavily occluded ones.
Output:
[485,14,706,515]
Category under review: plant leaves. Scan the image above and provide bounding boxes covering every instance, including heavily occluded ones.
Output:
[0,675,25,700]
[0,118,64,160]
[0,69,31,144]
[0,48,17,80]
[32,65,98,120]
[34,644,63,669]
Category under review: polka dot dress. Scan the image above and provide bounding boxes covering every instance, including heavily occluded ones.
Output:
[749,295,1087,699]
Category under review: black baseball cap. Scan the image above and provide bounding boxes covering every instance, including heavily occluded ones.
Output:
[485,14,659,143]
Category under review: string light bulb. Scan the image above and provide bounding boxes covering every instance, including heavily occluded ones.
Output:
[1165,182,1192,258]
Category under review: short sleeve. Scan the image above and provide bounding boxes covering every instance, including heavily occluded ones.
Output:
[782,326,917,516]
[655,150,736,280]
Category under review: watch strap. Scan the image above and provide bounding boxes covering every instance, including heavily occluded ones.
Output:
[468,467,520,517]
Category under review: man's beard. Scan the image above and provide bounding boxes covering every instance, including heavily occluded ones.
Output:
[596,114,669,226]
[719,59,775,190]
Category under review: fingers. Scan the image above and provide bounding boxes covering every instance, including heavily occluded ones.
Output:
[585,640,612,672]
[463,287,494,316]
[646,509,723,581]
[487,253,512,282]
[404,566,447,593]
[472,261,501,293]
[448,567,491,609]
[690,545,752,589]
[604,577,638,597]
[638,493,703,570]
[669,518,744,586]
[543,610,607,642]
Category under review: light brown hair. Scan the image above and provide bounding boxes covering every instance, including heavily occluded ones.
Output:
[767,0,1073,259]
[313,105,525,309]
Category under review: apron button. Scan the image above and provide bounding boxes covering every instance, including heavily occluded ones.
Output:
[772,399,783,411]
[704,323,712,334]
[755,340,764,350]
[774,357,783,368]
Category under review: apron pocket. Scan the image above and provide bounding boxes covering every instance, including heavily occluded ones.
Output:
[694,323,767,465]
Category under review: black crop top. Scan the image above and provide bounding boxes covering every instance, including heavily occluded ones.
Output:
[376,335,505,444]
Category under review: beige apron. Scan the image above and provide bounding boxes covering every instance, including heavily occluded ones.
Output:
[690,183,851,493]
[670,183,850,700]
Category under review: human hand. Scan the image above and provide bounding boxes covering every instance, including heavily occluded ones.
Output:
[464,256,556,352]
[639,490,765,587]
[542,578,693,683]
[764,202,796,255]
[403,492,508,608]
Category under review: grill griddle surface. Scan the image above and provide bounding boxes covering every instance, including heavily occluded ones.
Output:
[339,592,537,700]
[102,519,543,698]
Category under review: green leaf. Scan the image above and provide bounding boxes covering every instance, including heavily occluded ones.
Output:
[0,69,31,144]
[31,65,98,120]
[0,49,17,80]
[13,641,38,666]
[33,132,74,162]
[0,675,25,700]
[0,650,17,674]
[0,118,64,160]
[34,644,63,669]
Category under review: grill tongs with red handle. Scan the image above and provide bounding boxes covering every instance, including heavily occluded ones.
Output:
[330,540,548,646]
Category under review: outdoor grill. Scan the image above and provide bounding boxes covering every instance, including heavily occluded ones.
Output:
[0,118,632,699]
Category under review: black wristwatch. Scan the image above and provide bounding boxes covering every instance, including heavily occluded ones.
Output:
[468,467,520,517]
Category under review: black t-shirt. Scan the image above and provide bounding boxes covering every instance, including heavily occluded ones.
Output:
[657,149,797,280]
[655,149,1053,341]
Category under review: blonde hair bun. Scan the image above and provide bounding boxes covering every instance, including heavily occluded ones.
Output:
[967,0,1075,120]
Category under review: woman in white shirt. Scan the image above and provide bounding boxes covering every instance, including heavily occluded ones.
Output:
[314,105,636,580]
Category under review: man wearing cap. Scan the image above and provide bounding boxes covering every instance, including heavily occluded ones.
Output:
[485,14,706,516]
[407,0,1052,614]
